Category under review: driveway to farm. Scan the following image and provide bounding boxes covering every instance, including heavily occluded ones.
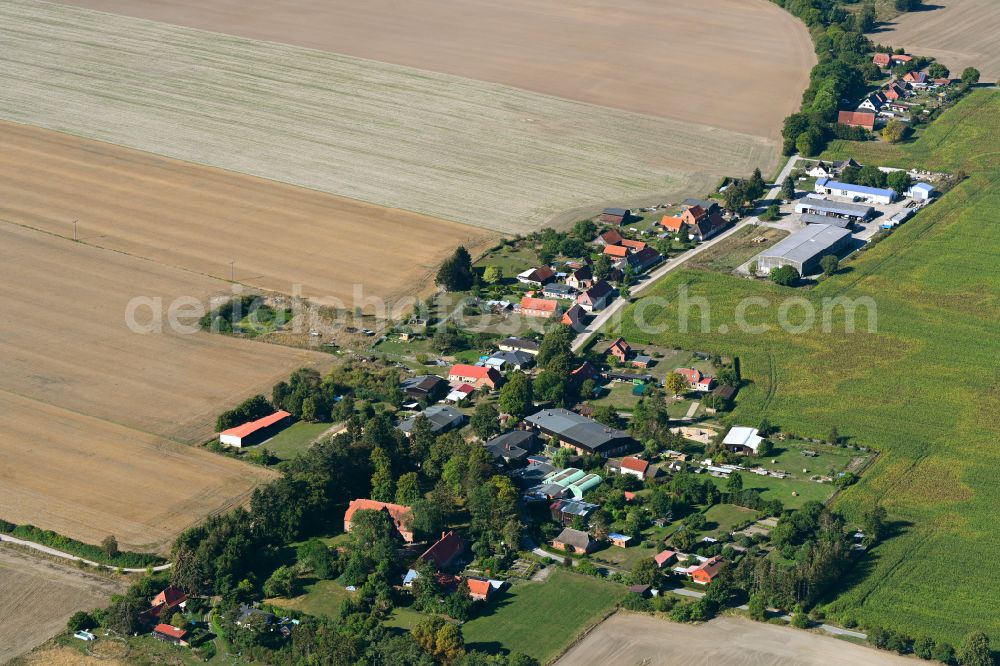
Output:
[0,534,172,573]
[570,156,799,353]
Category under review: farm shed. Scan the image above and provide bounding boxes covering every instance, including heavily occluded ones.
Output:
[795,196,874,221]
[525,408,634,457]
[600,207,632,225]
[218,410,292,448]
[815,178,896,205]
[757,224,852,275]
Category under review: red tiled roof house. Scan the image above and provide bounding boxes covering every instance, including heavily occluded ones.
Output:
[520,296,562,319]
[420,531,466,569]
[448,364,503,389]
[344,499,414,543]
[838,111,876,131]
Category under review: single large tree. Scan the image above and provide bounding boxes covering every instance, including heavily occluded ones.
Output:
[435,246,474,291]
[958,631,993,666]
[770,265,800,287]
[470,402,501,440]
[498,371,533,419]
[780,176,796,202]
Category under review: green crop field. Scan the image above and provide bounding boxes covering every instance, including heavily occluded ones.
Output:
[461,569,623,662]
[611,90,1000,644]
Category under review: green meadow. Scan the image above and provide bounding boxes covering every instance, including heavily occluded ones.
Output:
[611,90,1000,644]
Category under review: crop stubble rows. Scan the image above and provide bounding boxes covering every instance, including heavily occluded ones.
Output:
[0,0,778,234]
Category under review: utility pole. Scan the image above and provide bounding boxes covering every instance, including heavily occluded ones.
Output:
[72,219,78,242]
[230,260,235,282]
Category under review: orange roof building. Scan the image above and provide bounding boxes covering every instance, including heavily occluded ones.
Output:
[691,555,725,584]
[466,577,494,601]
[603,244,629,258]
[448,364,503,389]
[837,111,876,131]
[661,215,686,233]
[420,531,466,569]
[619,456,650,477]
[219,410,292,448]
[344,499,414,542]
[520,296,561,319]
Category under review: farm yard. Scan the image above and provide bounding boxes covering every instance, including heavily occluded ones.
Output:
[0,0,781,234]
[875,0,1000,82]
[554,613,914,666]
[0,121,489,305]
[613,91,1000,644]
[0,546,124,663]
[52,0,815,139]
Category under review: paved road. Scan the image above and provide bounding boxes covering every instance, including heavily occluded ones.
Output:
[570,219,752,352]
[0,533,172,572]
[667,586,867,639]
[570,157,800,353]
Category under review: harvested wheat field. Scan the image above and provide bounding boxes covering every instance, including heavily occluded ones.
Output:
[0,0,780,233]
[554,613,913,666]
[52,0,814,139]
[877,0,1000,81]
[0,221,332,549]
[0,547,124,663]
[0,121,490,304]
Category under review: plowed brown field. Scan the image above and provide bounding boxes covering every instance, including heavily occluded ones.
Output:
[876,0,1000,81]
[0,220,331,550]
[0,547,123,663]
[0,121,491,305]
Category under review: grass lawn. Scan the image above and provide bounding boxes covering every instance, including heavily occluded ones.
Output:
[758,439,866,478]
[474,245,541,277]
[590,524,673,570]
[267,578,353,619]
[383,605,428,631]
[707,465,836,510]
[686,225,790,273]
[701,503,758,538]
[609,90,1000,645]
[588,382,642,411]
[254,421,332,461]
[461,568,624,662]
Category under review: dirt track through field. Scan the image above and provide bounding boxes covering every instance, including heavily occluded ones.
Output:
[0,0,782,234]
[0,221,323,549]
[0,546,124,663]
[0,121,491,304]
[52,0,814,139]
[554,613,914,666]
[876,0,1000,81]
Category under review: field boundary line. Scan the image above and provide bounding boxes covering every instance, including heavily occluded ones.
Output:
[545,606,622,665]
[0,534,172,572]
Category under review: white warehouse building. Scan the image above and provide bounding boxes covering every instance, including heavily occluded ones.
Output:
[815,178,896,205]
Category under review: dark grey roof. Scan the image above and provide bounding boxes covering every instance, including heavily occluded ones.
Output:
[484,430,537,461]
[543,283,576,296]
[797,196,873,219]
[801,213,851,228]
[683,198,720,211]
[525,408,634,454]
[585,280,614,299]
[603,207,630,216]
[237,604,274,624]
[554,527,593,549]
[552,499,599,517]
[398,405,465,434]
[498,336,539,351]
[400,374,445,394]
[759,224,852,265]
[489,350,534,367]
